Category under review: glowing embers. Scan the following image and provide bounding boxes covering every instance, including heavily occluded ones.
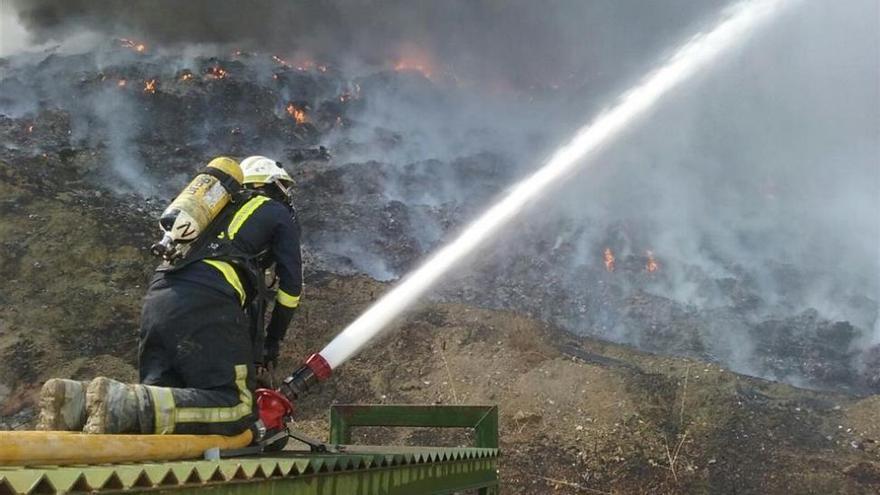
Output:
[604,248,616,272]
[117,38,147,53]
[286,102,309,125]
[602,248,660,273]
[179,71,194,82]
[206,66,229,80]
[393,59,433,79]
[646,250,659,273]
[143,79,158,94]
[392,44,436,79]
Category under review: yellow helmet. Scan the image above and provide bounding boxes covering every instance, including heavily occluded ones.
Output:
[239,156,294,187]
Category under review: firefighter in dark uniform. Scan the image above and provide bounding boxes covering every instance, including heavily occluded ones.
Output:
[36,156,302,436]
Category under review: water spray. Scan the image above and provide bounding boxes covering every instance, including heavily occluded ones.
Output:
[278,0,798,399]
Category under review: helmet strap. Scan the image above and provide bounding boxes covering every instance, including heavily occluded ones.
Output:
[263,181,294,207]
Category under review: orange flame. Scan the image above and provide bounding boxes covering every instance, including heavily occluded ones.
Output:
[118,38,146,53]
[143,79,157,94]
[180,72,194,82]
[646,250,659,273]
[604,248,616,272]
[393,45,436,79]
[394,59,433,78]
[286,103,308,124]
[117,79,127,87]
[206,66,228,79]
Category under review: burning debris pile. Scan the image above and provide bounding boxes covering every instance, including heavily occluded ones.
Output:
[442,212,879,394]
[0,8,877,399]
[0,41,515,278]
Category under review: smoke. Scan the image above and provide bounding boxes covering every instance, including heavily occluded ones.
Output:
[7,0,734,89]
[447,0,878,385]
[0,8,30,57]
[555,0,879,314]
[323,0,878,386]
[87,87,153,193]
[319,0,799,369]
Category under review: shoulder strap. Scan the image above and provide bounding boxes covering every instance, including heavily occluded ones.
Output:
[199,166,243,199]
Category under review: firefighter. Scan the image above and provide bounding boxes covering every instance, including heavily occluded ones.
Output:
[37,156,303,436]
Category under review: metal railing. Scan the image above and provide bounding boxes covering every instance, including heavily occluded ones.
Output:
[329,404,499,449]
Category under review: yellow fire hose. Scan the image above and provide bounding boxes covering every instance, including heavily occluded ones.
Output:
[0,430,252,465]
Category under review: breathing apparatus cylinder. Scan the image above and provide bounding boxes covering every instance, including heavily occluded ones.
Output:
[150,157,244,259]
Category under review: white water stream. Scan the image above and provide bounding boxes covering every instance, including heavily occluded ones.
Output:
[319,0,798,369]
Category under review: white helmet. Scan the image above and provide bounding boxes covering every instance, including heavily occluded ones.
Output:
[239,155,294,187]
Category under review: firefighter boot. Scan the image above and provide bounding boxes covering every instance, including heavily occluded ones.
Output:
[83,377,143,434]
[36,379,89,431]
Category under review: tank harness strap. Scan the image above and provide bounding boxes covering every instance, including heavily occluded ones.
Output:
[199,166,242,199]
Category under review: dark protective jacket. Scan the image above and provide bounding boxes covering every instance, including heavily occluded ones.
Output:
[136,193,301,435]
[153,193,303,344]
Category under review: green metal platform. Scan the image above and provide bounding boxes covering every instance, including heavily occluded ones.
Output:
[1,405,500,494]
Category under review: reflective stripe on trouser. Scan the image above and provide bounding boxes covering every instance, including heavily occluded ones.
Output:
[142,365,253,435]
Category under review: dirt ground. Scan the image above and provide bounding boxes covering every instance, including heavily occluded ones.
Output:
[1,170,879,494]
[284,276,880,494]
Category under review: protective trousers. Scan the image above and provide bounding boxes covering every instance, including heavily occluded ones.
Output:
[138,277,256,435]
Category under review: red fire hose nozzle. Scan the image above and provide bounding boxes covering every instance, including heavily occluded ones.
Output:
[255,388,294,431]
[280,353,332,401]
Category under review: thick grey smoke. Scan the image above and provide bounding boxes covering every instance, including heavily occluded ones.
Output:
[316,0,880,387]
[438,0,879,386]
[549,0,880,324]
[8,0,731,89]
